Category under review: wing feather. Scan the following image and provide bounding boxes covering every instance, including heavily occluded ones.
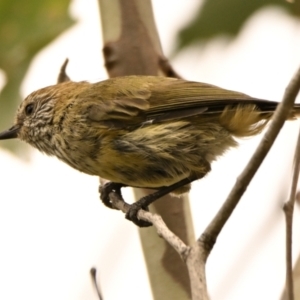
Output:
[85,76,279,127]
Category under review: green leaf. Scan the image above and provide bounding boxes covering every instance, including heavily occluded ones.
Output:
[0,0,74,154]
[177,0,300,51]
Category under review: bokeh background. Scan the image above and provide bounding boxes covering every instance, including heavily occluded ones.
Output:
[1,0,300,299]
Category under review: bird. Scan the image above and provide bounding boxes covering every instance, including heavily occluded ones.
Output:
[0,75,299,226]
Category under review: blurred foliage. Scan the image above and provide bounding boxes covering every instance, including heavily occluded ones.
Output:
[0,0,74,153]
[177,0,300,50]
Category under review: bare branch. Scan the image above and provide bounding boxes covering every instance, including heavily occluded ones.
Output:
[186,242,209,300]
[201,67,300,254]
[57,58,70,83]
[109,192,190,258]
[109,191,209,300]
[90,267,103,300]
[282,125,300,300]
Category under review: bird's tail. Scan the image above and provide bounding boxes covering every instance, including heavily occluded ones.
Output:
[219,102,300,138]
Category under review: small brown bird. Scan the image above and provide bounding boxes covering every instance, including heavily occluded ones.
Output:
[0,76,299,226]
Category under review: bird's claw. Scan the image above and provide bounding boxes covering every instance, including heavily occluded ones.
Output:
[99,182,152,226]
[99,182,123,209]
[125,203,152,227]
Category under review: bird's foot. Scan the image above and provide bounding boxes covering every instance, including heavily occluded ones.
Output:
[125,202,152,227]
[99,182,125,209]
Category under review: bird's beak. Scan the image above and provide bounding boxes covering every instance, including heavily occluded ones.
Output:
[0,125,20,140]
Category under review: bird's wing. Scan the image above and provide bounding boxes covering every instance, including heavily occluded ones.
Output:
[85,76,278,127]
[146,78,278,119]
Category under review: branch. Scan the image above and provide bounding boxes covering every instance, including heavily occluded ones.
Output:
[109,191,208,300]
[200,67,300,255]
[282,125,300,300]
[57,58,70,83]
[90,267,103,300]
[109,192,189,258]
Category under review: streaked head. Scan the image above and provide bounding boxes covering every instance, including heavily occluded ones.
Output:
[0,81,87,145]
[0,85,58,149]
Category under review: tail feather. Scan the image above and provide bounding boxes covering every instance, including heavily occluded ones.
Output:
[219,102,300,137]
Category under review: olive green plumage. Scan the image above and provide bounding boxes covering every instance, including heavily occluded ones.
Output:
[1,76,299,194]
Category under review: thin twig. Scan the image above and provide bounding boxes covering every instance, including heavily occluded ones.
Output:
[200,67,300,256]
[108,191,209,300]
[57,58,70,83]
[109,192,190,259]
[283,125,300,300]
[90,267,103,300]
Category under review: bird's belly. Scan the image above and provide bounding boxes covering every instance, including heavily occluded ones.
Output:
[59,121,237,189]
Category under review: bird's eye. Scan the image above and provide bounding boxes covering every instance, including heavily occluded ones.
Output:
[25,103,34,116]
